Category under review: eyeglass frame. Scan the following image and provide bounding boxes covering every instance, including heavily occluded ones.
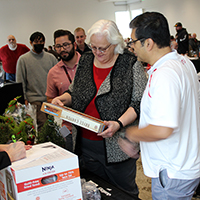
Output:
[129,38,146,46]
[54,42,72,50]
[88,43,112,53]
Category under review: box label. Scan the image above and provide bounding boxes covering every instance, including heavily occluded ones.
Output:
[17,168,80,193]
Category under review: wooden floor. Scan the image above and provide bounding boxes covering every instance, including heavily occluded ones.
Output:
[136,157,152,200]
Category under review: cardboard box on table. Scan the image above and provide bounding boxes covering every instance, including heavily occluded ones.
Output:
[0,142,82,200]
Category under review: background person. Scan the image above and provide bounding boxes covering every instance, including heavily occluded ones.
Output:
[74,27,91,55]
[16,31,58,132]
[52,19,147,197]
[119,12,200,200]
[46,29,81,151]
[189,33,199,57]
[47,45,60,60]
[170,40,178,51]
[174,22,189,55]
[0,35,30,81]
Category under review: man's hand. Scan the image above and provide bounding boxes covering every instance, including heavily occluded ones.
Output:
[118,137,140,159]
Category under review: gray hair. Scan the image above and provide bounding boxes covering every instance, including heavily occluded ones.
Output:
[87,19,125,54]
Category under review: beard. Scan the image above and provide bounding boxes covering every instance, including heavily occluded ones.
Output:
[60,46,75,61]
[8,43,17,50]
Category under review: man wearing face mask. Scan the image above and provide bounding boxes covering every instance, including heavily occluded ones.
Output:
[46,29,81,151]
[16,31,58,132]
[0,35,30,81]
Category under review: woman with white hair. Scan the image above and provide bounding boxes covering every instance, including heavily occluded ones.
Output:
[52,19,147,197]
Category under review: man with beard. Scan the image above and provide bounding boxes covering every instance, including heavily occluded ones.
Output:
[0,35,29,81]
[46,29,81,151]
[16,31,58,132]
[174,22,189,55]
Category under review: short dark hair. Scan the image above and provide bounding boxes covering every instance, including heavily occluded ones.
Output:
[129,12,170,48]
[53,29,75,44]
[30,31,45,42]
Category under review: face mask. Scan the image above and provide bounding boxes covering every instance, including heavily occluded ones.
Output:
[34,44,44,53]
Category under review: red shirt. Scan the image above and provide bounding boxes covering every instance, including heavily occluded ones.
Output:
[81,64,113,140]
[0,44,30,73]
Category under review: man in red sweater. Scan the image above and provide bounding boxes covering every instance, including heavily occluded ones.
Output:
[0,35,30,81]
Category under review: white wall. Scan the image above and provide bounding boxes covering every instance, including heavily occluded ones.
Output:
[129,0,200,38]
[0,0,200,48]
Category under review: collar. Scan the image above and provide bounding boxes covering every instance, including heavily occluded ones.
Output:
[8,44,17,51]
[31,49,44,55]
[147,51,178,75]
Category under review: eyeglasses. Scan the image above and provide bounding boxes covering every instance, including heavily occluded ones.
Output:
[129,38,145,46]
[55,42,72,50]
[88,43,112,53]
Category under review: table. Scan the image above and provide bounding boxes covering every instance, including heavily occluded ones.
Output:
[80,168,141,200]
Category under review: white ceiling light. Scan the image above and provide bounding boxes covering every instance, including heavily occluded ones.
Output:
[98,0,141,3]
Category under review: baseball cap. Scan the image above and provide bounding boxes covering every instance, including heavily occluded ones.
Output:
[174,22,182,27]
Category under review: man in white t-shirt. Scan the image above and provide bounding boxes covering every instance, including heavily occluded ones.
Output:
[119,12,200,199]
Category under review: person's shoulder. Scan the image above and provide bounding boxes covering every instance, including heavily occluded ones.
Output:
[120,48,137,61]
[80,51,93,60]
[44,51,58,61]
[49,61,62,72]
[44,51,56,58]
[0,44,8,51]
[19,50,31,58]
[18,43,30,49]
[18,43,27,47]
[17,51,32,64]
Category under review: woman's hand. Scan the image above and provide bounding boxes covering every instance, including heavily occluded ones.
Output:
[97,120,120,138]
[51,97,64,106]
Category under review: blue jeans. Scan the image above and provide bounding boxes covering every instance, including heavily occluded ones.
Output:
[151,169,200,200]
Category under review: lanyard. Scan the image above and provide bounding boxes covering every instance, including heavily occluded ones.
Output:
[62,65,72,83]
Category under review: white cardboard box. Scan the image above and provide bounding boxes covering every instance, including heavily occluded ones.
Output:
[41,102,105,133]
[0,142,82,200]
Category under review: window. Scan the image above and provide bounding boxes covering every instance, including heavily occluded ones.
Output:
[131,8,143,19]
[115,8,143,39]
[115,11,131,39]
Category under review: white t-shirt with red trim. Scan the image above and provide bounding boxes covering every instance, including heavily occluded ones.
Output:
[140,51,200,180]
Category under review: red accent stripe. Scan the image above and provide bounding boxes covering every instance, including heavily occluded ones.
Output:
[148,68,157,98]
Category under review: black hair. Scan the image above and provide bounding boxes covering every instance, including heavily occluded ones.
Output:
[129,12,170,48]
[53,29,75,44]
[30,31,45,42]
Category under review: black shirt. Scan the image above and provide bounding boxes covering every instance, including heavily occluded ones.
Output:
[76,43,91,55]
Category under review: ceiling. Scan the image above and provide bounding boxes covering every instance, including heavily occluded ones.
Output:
[98,0,141,3]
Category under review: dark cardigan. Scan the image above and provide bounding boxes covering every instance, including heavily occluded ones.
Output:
[68,50,147,163]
